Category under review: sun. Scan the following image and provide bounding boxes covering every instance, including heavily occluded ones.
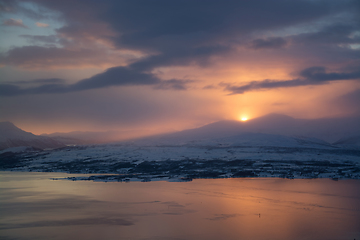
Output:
[238,113,250,122]
[241,117,248,121]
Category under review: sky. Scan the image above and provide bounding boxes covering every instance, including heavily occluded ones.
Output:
[0,0,359,135]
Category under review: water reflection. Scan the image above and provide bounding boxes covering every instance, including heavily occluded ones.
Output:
[1,171,359,240]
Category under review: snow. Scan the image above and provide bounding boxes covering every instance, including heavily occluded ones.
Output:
[0,146,32,154]
[1,135,359,182]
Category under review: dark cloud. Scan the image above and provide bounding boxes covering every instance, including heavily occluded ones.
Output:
[97,0,348,72]
[71,67,159,91]
[154,79,193,91]
[0,84,22,96]
[2,18,27,28]
[20,34,59,44]
[0,67,194,96]
[4,0,356,69]
[0,46,90,67]
[102,0,341,50]
[0,0,62,20]
[0,45,122,68]
[299,66,360,81]
[1,0,359,97]
[129,45,231,72]
[292,23,360,46]
[223,79,305,94]
[5,78,65,85]
[223,66,360,94]
[250,37,287,49]
[0,0,13,14]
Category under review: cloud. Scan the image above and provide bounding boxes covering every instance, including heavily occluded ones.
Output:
[103,0,341,50]
[129,45,231,72]
[96,0,349,73]
[3,0,354,70]
[71,66,159,91]
[299,66,360,81]
[20,34,59,44]
[0,66,194,96]
[0,0,62,21]
[3,78,65,85]
[1,0,360,126]
[223,66,360,94]
[0,45,130,69]
[202,84,217,90]
[293,23,360,45]
[0,0,14,14]
[35,22,49,27]
[250,37,287,49]
[2,18,27,28]
[1,0,358,74]
[0,84,23,97]
[153,79,193,91]
[0,2,132,69]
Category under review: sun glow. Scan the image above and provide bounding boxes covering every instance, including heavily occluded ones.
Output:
[238,113,250,122]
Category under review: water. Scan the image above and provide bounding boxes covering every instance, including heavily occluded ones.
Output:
[1,171,359,240]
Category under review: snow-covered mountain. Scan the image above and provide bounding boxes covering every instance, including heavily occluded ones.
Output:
[135,114,360,145]
[2,113,358,150]
[203,133,334,148]
[134,131,334,149]
[334,135,360,148]
[0,122,65,150]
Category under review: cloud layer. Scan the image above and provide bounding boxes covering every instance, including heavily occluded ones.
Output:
[1,0,359,94]
[223,67,360,94]
[0,66,192,96]
[2,18,27,28]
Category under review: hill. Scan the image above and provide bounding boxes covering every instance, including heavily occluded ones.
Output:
[0,122,65,151]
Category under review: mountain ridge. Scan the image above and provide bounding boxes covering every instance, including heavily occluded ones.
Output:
[134,113,360,144]
[0,122,65,151]
[1,113,359,150]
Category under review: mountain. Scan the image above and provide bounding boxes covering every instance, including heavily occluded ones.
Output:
[209,133,333,148]
[182,132,334,149]
[333,135,360,148]
[2,113,358,150]
[42,129,160,145]
[243,114,360,142]
[0,121,36,141]
[0,122,65,151]
[134,114,360,145]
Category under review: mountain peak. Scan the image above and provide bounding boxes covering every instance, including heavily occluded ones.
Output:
[0,122,36,141]
[0,121,18,130]
[0,122,66,151]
